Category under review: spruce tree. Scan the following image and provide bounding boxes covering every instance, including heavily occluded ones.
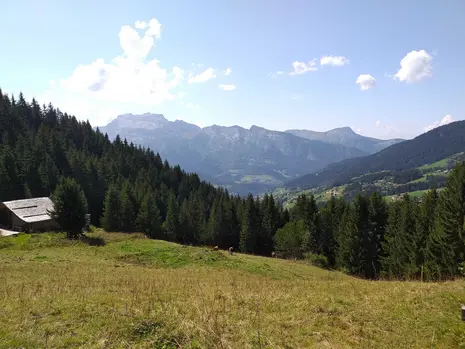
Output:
[136,193,161,239]
[101,184,122,231]
[51,177,88,238]
[381,195,418,279]
[425,164,465,279]
[162,191,180,242]
[239,194,258,253]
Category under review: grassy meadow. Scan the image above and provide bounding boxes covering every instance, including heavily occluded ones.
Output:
[1,231,465,348]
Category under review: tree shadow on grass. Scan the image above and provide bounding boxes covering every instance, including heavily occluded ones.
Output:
[79,234,106,246]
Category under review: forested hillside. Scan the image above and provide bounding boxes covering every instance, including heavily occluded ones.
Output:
[0,89,289,253]
[287,120,465,190]
[1,89,465,282]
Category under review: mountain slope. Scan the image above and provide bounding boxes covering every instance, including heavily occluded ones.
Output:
[99,114,367,194]
[286,120,465,191]
[285,127,404,154]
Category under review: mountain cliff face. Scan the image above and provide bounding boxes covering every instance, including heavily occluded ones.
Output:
[285,127,404,154]
[99,113,368,194]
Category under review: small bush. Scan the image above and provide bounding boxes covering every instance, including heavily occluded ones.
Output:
[304,253,329,269]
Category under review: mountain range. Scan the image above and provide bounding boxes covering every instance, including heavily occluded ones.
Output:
[99,113,404,194]
[286,120,465,192]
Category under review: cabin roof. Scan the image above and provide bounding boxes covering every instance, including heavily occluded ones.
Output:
[1,197,54,223]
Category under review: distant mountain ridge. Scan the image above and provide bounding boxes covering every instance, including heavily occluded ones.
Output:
[285,127,404,154]
[99,113,402,195]
[286,120,465,191]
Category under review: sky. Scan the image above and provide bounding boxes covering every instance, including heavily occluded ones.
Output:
[1,0,464,140]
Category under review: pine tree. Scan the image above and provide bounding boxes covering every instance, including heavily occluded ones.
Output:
[367,192,388,278]
[381,195,418,279]
[335,204,356,271]
[425,164,465,279]
[136,193,161,238]
[119,181,137,232]
[239,194,258,253]
[163,191,180,242]
[51,177,88,238]
[417,189,439,279]
[101,184,122,231]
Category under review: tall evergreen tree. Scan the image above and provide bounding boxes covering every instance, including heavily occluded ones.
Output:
[162,191,180,241]
[101,184,122,231]
[51,177,88,238]
[136,193,161,239]
[239,194,258,253]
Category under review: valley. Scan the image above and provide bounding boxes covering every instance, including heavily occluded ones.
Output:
[99,114,403,195]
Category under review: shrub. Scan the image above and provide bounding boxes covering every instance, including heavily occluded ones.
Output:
[304,253,329,269]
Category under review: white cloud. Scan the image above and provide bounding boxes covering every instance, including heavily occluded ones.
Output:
[424,114,454,132]
[375,120,381,127]
[188,68,216,83]
[49,80,55,86]
[268,71,284,78]
[218,84,236,91]
[39,18,185,125]
[356,74,376,90]
[224,68,232,76]
[320,55,349,66]
[135,20,147,29]
[394,50,433,83]
[289,60,318,75]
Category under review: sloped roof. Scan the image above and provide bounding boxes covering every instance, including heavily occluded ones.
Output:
[2,197,54,223]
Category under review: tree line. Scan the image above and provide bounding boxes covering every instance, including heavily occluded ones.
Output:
[1,90,464,281]
[0,90,289,252]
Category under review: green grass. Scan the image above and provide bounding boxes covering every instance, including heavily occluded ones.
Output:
[1,230,465,348]
[419,157,451,171]
[237,174,280,185]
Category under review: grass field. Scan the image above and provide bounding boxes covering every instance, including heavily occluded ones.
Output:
[1,231,465,348]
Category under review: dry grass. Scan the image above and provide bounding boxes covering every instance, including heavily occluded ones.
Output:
[1,230,465,348]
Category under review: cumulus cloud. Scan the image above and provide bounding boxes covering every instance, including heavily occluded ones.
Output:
[289,60,318,75]
[188,68,216,83]
[394,50,433,83]
[135,20,148,29]
[218,84,236,91]
[224,68,232,76]
[356,74,376,90]
[375,120,381,127]
[39,18,187,125]
[320,55,349,66]
[424,114,454,132]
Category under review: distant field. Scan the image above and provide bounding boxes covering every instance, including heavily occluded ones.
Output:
[1,231,465,348]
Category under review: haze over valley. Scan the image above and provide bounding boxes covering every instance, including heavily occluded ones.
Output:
[99,113,404,194]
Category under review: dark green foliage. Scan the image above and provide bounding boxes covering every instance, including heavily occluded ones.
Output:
[273,220,307,259]
[162,191,180,241]
[101,184,121,231]
[51,177,88,238]
[136,194,161,238]
[288,120,465,191]
[381,195,419,279]
[3,90,465,282]
[239,194,259,253]
[424,164,465,279]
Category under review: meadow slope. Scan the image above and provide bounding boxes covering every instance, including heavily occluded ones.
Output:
[1,231,465,349]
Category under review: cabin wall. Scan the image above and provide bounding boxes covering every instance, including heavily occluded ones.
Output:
[29,220,58,232]
[11,214,25,231]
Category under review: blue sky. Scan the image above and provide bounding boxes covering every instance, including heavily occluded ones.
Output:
[1,0,464,139]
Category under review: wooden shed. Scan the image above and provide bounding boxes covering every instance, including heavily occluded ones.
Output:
[0,197,57,232]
